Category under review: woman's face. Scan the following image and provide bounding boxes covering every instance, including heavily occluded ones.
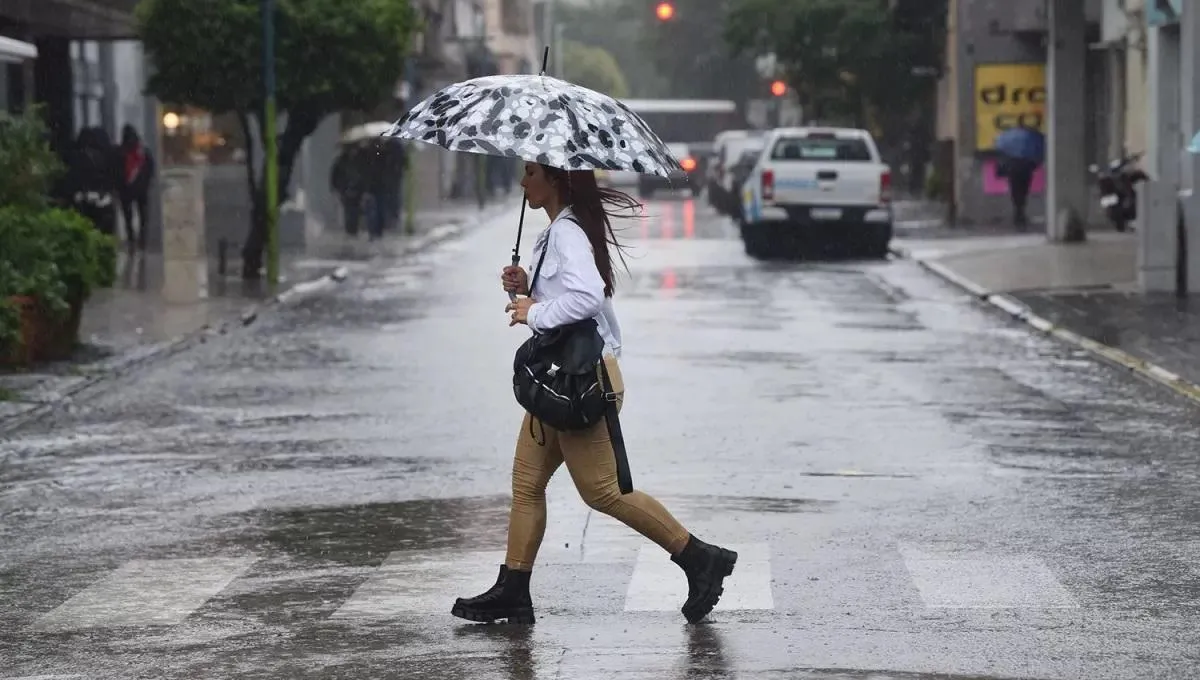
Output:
[521,162,557,210]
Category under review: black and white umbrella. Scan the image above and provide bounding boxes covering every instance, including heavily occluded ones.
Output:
[384,48,682,296]
[384,75,682,177]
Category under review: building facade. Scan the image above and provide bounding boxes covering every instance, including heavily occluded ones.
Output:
[1,0,163,246]
[404,0,536,210]
[932,0,1107,228]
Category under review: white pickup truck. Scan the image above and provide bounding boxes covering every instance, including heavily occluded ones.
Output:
[740,127,893,259]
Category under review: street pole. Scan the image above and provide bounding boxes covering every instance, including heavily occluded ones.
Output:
[262,0,280,288]
[554,23,564,77]
[543,0,556,59]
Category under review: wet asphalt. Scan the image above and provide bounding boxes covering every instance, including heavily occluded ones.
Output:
[3,193,1200,679]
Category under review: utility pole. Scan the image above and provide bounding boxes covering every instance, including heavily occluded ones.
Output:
[262,0,280,288]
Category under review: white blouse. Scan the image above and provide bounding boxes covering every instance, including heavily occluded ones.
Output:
[525,207,623,357]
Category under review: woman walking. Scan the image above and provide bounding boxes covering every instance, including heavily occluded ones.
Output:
[452,162,737,625]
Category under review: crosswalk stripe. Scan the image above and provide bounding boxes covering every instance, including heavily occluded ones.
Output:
[30,557,257,632]
[901,548,1079,609]
[623,543,773,612]
[331,551,503,620]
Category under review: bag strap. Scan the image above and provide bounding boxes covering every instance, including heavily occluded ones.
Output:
[599,359,634,495]
[527,214,578,297]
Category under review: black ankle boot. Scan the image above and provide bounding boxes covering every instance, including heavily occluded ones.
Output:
[671,535,738,624]
[451,565,536,624]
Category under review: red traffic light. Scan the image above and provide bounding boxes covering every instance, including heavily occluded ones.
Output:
[770,80,787,97]
[655,2,675,20]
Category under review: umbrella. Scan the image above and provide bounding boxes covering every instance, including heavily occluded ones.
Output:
[994,126,1045,164]
[341,121,395,144]
[383,47,682,298]
[384,80,680,177]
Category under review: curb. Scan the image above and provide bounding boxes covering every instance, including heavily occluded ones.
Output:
[889,244,1200,407]
[0,222,466,435]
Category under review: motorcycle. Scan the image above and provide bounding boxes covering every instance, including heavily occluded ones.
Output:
[1089,152,1148,232]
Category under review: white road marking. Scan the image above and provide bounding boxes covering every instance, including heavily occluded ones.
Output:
[623,543,773,612]
[901,548,1079,609]
[332,551,503,619]
[31,557,257,632]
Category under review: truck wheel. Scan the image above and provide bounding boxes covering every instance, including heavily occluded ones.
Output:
[742,224,767,259]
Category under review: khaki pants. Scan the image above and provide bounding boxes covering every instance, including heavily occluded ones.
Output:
[505,356,692,570]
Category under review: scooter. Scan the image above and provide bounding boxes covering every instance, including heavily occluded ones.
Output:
[1089,152,1148,232]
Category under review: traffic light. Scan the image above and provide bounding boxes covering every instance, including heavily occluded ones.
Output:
[770,80,787,97]
[655,2,675,21]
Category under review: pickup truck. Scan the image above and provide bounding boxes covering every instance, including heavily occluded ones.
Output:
[740,127,893,259]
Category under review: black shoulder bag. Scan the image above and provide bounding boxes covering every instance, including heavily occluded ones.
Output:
[512,219,634,494]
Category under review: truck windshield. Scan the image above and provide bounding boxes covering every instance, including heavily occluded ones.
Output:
[771,136,872,162]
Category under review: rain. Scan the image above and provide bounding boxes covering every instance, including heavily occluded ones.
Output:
[3,1,1200,678]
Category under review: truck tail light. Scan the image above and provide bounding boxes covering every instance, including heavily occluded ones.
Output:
[880,170,892,204]
[762,169,775,201]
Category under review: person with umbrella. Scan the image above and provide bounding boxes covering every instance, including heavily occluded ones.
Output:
[994,122,1045,229]
[386,65,739,625]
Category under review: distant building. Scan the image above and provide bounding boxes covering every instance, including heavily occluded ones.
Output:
[928,0,1105,228]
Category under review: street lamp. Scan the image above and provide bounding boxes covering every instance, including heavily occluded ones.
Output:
[655,2,675,21]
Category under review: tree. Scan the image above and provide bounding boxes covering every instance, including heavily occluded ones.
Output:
[618,0,761,102]
[137,0,418,278]
[725,0,947,187]
[562,41,630,98]
[555,0,666,98]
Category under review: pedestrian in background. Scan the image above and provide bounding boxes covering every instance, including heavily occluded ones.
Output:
[362,141,390,241]
[330,143,366,236]
[119,124,155,251]
[452,162,738,626]
[62,127,121,238]
[994,122,1045,230]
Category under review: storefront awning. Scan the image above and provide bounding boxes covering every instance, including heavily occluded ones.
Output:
[0,35,37,63]
[1,0,137,39]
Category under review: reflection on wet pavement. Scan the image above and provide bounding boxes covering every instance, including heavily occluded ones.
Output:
[2,198,1200,678]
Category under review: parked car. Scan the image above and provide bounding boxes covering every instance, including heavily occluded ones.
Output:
[739,126,893,259]
[727,146,767,226]
[638,143,703,198]
[706,130,752,205]
[712,133,766,217]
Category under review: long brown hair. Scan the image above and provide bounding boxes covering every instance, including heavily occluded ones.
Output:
[541,165,638,297]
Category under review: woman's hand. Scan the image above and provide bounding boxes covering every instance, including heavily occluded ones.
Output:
[506,297,535,326]
[501,265,529,295]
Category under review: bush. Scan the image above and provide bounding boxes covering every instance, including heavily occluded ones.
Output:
[0,110,116,361]
[0,109,63,209]
[0,207,117,358]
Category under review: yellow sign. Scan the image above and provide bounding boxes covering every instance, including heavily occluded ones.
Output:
[974,63,1046,150]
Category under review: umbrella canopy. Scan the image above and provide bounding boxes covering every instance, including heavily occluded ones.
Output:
[384,74,682,177]
[341,121,395,145]
[994,126,1045,164]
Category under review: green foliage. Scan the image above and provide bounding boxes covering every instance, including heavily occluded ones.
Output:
[0,207,116,351]
[137,0,418,117]
[556,0,667,98]
[0,109,64,209]
[556,0,759,100]
[136,0,419,274]
[621,0,761,101]
[563,40,630,98]
[726,0,947,132]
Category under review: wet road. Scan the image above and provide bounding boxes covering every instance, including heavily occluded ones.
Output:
[3,194,1200,679]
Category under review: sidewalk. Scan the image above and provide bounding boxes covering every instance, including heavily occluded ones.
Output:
[892,230,1200,403]
[0,199,514,424]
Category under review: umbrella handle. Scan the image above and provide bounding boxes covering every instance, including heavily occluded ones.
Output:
[507,252,520,302]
